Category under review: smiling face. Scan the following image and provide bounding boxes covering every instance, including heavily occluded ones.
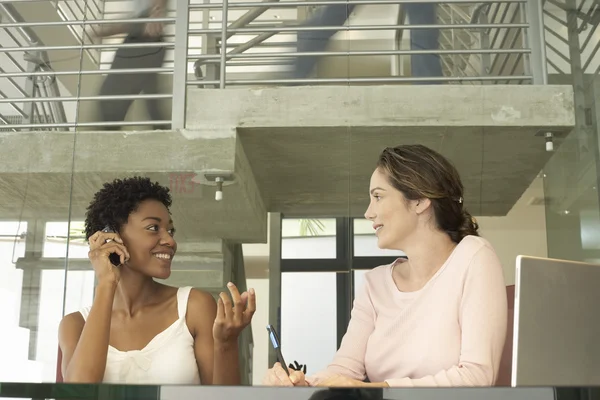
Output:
[119,199,177,280]
[364,168,427,250]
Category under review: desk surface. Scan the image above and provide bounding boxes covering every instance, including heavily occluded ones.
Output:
[0,383,589,400]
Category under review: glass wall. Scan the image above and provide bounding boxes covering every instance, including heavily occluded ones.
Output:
[543,94,600,263]
[0,0,596,390]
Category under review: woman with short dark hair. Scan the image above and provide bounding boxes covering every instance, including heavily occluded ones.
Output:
[58,176,255,384]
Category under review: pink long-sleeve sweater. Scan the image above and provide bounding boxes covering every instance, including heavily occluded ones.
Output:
[307,235,508,387]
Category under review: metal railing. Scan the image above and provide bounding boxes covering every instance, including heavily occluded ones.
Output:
[436,0,547,83]
[54,0,105,65]
[0,0,176,131]
[543,0,600,76]
[0,3,68,131]
[188,0,542,87]
[0,0,551,132]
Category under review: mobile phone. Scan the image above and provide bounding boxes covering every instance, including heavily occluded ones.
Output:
[102,225,122,267]
[266,324,290,376]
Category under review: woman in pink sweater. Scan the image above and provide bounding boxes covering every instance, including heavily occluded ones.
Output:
[263,144,508,388]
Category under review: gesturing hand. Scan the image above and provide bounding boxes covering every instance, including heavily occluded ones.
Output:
[213,282,256,344]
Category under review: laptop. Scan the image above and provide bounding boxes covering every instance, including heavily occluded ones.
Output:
[512,255,600,386]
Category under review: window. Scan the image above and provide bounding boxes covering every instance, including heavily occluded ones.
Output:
[282,218,337,259]
[280,272,338,375]
[279,216,400,368]
[353,218,406,258]
[0,221,45,382]
[43,221,89,258]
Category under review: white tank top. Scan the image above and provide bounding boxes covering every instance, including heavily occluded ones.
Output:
[79,286,201,385]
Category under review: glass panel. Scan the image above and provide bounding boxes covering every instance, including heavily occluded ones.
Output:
[43,221,88,258]
[544,125,600,263]
[36,270,95,382]
[282,218,337,259]
[0,222,33,382]
[280,272,338,375]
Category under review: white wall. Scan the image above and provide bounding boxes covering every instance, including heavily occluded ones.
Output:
[476,175,548,285]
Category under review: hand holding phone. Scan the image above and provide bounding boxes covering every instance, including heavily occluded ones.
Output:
[87,226,129,286]
[267,324,290,376]
[102,225,125,267]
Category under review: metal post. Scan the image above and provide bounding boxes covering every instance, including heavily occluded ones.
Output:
[19,219,45,360]
[479,13,491,80]
[22,48,39,130]
[565,0,590,158]
[391,5,406,77]
[268,212,282,368]
[590,76,600,212]
[200,0,217,88]
[524,0,547,84]
[172,0,191,129]
[220,0,229,89]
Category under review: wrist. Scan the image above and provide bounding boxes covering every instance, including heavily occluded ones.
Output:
[96,280,118,293]
[214,339,239,353]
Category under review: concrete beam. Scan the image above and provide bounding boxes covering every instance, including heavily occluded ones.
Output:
[186,85,574,129]
[186,85,575,216]
[0,129,267,243]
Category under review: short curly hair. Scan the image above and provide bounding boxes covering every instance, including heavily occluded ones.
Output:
[84,176,172,241]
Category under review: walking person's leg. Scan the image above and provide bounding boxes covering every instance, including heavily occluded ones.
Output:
[404,2,443,84]
[141,44,168,130]
[295,2,356,79]
[99,36,167,129]
[98,38,137,129]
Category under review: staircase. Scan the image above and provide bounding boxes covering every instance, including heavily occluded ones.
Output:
[436,1,530,84]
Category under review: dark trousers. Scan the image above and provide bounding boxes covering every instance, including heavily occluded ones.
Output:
[98,34,167,130]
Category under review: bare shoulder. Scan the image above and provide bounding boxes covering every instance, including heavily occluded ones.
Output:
[188,287,217,308]
[186,288,217,336]
[58,311,85,346]
[59,311,85,331]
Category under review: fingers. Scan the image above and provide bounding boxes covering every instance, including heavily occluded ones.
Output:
[218,291,233,320]
[240,291,248,306]
[214,283,256,344]
[224,283,256,325]
[289,370,306,386]
[88,229,130,266]
[263,364,291,386]
[273,363,294,387]
[89,230,123,250]
[94,242,130,265]
[226,282,243,323]
[216,296,225,321]
[245,287,256,321]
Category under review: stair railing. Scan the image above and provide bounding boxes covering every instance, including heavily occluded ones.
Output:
[0,3,68,131]
[189,0,543,87]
